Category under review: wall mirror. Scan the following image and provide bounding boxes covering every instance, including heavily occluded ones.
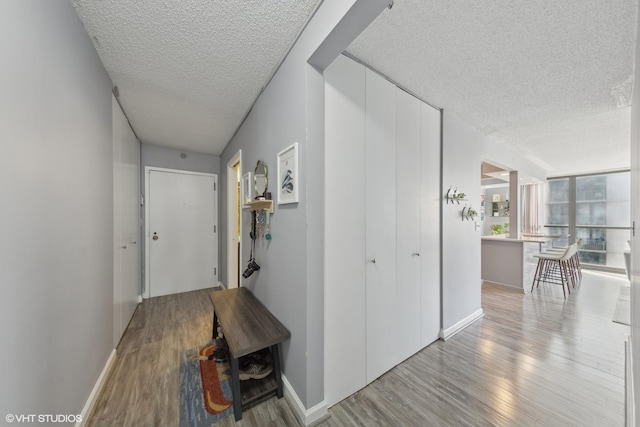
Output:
[254,160,268,198]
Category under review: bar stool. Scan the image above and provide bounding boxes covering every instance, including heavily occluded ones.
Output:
[531,244,577,298]
[541,239,583,285]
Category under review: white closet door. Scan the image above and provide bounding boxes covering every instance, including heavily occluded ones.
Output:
[396,89,422,361]
[121,120,139,334]
[113,96,140,347]
[324,55,367,406]
[365,68,398,382]
[420,102,442,346]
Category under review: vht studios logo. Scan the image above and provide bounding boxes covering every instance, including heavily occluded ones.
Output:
[5,414,82,423]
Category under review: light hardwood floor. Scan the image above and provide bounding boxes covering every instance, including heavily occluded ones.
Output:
[87,270,630,426]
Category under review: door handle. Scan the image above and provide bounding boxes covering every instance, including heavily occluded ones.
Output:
[412,252,420,257]
[370,258,376,264]
[130,241,137,245]
[121,245,127,249]
[152,232,159,241]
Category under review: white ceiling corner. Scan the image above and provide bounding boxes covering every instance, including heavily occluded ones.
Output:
[346,0,638,175]
[70,0,322,155]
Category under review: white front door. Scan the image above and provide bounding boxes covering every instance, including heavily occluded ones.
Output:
[148,169,218,297]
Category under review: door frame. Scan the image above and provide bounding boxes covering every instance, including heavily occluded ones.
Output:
[144,166,218,299]
[226,150,242,289]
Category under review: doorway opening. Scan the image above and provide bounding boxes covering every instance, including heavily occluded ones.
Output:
[227,150,242,288]
[481,161,512,237]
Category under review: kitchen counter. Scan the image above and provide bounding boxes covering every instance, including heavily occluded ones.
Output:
[481,235,554,293]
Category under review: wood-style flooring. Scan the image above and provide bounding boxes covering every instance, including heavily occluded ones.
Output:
[87,270,630,426]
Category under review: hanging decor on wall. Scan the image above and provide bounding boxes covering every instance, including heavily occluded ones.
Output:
[277,142,299,205]
[462,205,478,221]
[445,186,468,204]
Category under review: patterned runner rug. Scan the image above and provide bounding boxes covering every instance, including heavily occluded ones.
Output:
[179,340,233,426]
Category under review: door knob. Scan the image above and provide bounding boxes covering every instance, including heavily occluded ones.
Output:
[370,258,376,264]
[412,252,420,257]
[121,245,127,249]
[152,232,159,241]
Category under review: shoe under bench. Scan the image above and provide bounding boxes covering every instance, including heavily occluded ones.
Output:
[209,287,291,421]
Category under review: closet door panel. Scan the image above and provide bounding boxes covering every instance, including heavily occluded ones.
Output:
[420,102,442,346]
[113,96,140,347]
[324,55,367,406]
[396,89,422,361]
[365,69,398,382]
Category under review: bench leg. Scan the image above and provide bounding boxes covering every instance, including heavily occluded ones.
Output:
[230,356,243,421]
[211,311,218,340]
[271,344,283,399]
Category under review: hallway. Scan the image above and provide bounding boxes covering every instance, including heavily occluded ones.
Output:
[88,270,629,426]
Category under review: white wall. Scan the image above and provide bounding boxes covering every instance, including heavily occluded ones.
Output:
[442,112,484,332]
[630,3,640,423]
[0,0,114,418]
[140,143,221,176]
[219,0,365,410]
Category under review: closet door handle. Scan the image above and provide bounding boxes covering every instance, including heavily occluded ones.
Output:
[412,252,420,257]
[370,258,377,264]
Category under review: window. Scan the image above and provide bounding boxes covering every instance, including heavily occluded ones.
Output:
[545,172,630,271]
[546,178,570,247]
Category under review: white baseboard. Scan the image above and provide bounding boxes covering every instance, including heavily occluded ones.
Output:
[282,374,328,426]
[76,349,117,427]
[626,336,635,427]
[441,308,484,340]
[482,280,526,294]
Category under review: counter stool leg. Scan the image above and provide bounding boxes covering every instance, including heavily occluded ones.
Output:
[559,261,568,298]
[532,258,543,292]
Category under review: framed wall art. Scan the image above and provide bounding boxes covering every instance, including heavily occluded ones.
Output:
[277,142,299,205]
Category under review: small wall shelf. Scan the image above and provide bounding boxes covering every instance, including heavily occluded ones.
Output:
[491,200,509,217]
[247,199,274,213]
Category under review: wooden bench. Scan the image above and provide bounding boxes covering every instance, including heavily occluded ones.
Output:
[209,288,291,421]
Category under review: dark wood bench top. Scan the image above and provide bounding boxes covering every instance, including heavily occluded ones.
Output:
[210,288,291,359]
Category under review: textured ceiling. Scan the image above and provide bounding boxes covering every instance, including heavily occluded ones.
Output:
[347,0,638,175]
[70,0,322,155]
